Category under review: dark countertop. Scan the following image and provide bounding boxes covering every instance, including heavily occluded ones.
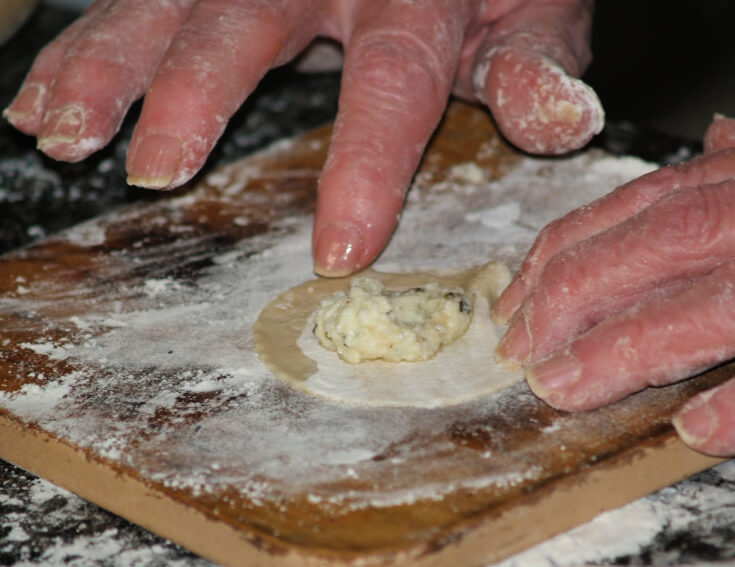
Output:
[2,4,735,566]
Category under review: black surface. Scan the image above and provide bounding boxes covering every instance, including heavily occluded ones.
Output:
[586,1,735,140]
[0,459,203,566]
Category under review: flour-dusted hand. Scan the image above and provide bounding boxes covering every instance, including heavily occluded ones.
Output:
[493,115,735,457]
[4,0,601,276]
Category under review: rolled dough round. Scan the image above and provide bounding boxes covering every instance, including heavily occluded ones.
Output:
[254,262,524,408]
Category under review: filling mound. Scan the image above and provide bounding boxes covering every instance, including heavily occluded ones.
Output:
[313,278,473,364]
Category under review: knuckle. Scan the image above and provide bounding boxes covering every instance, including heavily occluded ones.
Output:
[611,167,677,215]
[654,186,733,256]
[192,0,288,33]
[349,29,452,115]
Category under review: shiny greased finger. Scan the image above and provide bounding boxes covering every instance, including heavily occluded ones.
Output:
[127,0,321,189]
[313,1,471,276]
[497,179,735,366]
[493,147,735,324]
[460,0,602,155]
[525,261,735,418]
[33,0,196,162]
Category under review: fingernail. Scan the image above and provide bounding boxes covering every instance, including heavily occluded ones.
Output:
[37,105,84,148]
[673,396,718,449]
[491,278,525,325]
[3,83,45,123]
[525,352,580,399]
[495,312,532,367]
[127,134,182,188]
[313,222,364,277]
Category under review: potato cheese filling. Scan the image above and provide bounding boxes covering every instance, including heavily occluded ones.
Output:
[313,278,473,364]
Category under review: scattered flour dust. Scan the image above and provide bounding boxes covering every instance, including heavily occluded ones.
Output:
[0,148,669,561]
[59,216,109,247]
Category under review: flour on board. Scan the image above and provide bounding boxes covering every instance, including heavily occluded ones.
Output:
[0,148,656,511]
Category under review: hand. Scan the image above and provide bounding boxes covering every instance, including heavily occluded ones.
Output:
[4,0,602,276]
[493,115,735,457]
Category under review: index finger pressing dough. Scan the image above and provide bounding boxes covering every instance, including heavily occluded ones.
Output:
[254,261,524,408]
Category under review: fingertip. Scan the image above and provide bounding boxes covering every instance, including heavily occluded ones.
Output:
[673,393,719,455]
[673,375,735,458]
[126,133,184,189]
[36,104,113,162]
[312,154,406,279]
[313,222,367,278]
[4,82,47,134]
[494,348,522,371]
[704,114,735,154]
[36,104,88,160]
[524,350,583,408]
[491,277,525,325]
[480,48,604,155]
[495,310,532,367]
[524,365,555,404]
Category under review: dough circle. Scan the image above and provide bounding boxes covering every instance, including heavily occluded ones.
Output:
[254,262,524,408]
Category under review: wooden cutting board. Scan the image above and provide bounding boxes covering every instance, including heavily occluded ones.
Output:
[0,102,727,567]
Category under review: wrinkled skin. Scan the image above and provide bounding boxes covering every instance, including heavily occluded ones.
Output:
[4,0,602,276]
[493,115,735,458]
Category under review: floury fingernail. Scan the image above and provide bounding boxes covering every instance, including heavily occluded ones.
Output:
[37,104,85,148]
[495,312,532,367]
[673,396,718,449]
[491,277,525,326]
[4,83,46,123]
[525,351,581,398]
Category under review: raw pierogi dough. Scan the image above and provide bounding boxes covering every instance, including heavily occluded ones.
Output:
[254,262,524,408]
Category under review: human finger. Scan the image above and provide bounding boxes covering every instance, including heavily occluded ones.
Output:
[312,1,471,276]
[674,378,735,458]
[704,114,735,154]
[3,0,107,134]
[493,147,735,324]
[126,0,320,189]
[496,179,735,366]
[525,260,735,414]
[31,0,197,162]
[456,0,602,155]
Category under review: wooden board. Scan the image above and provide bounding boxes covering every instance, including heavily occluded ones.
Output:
[0,102,727,566]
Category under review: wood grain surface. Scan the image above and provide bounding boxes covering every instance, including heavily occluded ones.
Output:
[0,102,727,566]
